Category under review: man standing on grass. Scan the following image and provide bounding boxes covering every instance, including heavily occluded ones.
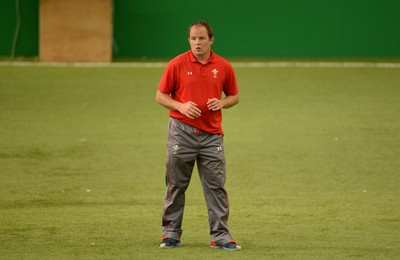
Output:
[155,20,241,251]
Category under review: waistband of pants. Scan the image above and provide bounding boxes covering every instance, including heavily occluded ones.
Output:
[170,117,203,136]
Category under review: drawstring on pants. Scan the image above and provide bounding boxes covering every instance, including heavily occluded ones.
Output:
[193,128,201,135]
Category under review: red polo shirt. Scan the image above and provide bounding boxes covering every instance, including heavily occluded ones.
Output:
[158,50,239,135]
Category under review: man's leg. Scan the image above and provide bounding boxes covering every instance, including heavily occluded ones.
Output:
[161,118,198,240]
[197,133,233,245]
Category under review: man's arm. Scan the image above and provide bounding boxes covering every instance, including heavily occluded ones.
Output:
[155,90,202,119]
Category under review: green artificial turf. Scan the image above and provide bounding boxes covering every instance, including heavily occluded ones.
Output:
[0,63,399,259]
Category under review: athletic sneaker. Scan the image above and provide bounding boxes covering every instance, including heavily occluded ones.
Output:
[159,237,182,249]
[210,240,242,251]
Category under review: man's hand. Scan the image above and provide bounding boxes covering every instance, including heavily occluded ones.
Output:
[179,101,202,119]
[207,98,223,111]
[156,90,201,119]
[207,94,239,111]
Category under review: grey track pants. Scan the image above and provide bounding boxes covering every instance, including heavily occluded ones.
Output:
[161,117,234,244]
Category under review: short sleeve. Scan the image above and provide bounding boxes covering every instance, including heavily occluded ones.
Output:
[223,63,239,96]
[158,62,176,94]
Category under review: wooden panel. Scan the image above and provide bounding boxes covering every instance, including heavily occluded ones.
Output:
[40,0,112,62]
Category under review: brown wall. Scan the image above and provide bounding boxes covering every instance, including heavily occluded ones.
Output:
[39,0,112,62]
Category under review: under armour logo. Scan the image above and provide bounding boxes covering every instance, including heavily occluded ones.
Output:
[187,71,192,75]
[217,146,223,151]
[212,69,218,78]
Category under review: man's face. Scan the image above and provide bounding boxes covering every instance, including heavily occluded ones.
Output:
[188,25,214,59]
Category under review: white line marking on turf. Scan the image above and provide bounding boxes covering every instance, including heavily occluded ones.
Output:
[232,62,400,68]
[1,61,400,68]
[0,61,168,68]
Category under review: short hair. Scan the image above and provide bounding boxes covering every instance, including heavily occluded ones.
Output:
[188,20,214,39]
